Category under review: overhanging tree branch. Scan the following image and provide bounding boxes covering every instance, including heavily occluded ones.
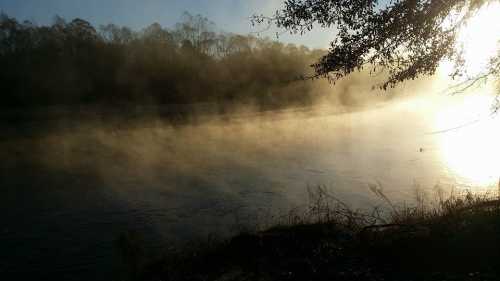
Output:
[253,0,499,91]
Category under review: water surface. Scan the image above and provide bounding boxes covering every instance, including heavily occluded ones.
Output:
[1,99,496,280]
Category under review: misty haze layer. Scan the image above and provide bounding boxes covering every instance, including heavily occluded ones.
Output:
[1,95,487,280]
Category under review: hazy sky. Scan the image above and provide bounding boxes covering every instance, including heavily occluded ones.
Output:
[0,0,335,48]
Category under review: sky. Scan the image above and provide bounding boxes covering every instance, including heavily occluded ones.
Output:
[0,0,336,48]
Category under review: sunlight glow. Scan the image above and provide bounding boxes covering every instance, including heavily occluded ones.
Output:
[435,94,500,186]
[434,2,500,187]
[439,2,500,76]
[460,2,500,75]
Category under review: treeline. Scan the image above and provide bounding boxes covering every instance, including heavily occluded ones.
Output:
[0,12,328,110]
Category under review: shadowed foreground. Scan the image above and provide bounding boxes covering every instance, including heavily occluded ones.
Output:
[133,188,500,281]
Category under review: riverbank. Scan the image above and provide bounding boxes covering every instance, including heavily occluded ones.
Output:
[135,187,500,281]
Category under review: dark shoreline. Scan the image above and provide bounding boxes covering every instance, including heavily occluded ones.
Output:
[135,190,500,281]
[0,103,360,139]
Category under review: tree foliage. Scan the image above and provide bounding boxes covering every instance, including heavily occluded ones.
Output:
[253,0,500,91]
[0,12,326,109]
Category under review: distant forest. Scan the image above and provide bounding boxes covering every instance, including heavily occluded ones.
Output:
[0,12,329,110]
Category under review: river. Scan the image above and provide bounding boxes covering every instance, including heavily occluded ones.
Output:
[1,96,498,280]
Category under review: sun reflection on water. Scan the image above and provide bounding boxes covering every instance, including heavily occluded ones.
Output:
[435,94,500,187]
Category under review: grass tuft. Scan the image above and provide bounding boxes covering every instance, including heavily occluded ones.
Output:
[136,185,500,281]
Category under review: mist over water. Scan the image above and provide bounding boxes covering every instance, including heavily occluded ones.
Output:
[4,85,495,279]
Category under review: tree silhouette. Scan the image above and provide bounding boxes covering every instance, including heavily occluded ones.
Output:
[253,0,500,94]
[0,12,328,110]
